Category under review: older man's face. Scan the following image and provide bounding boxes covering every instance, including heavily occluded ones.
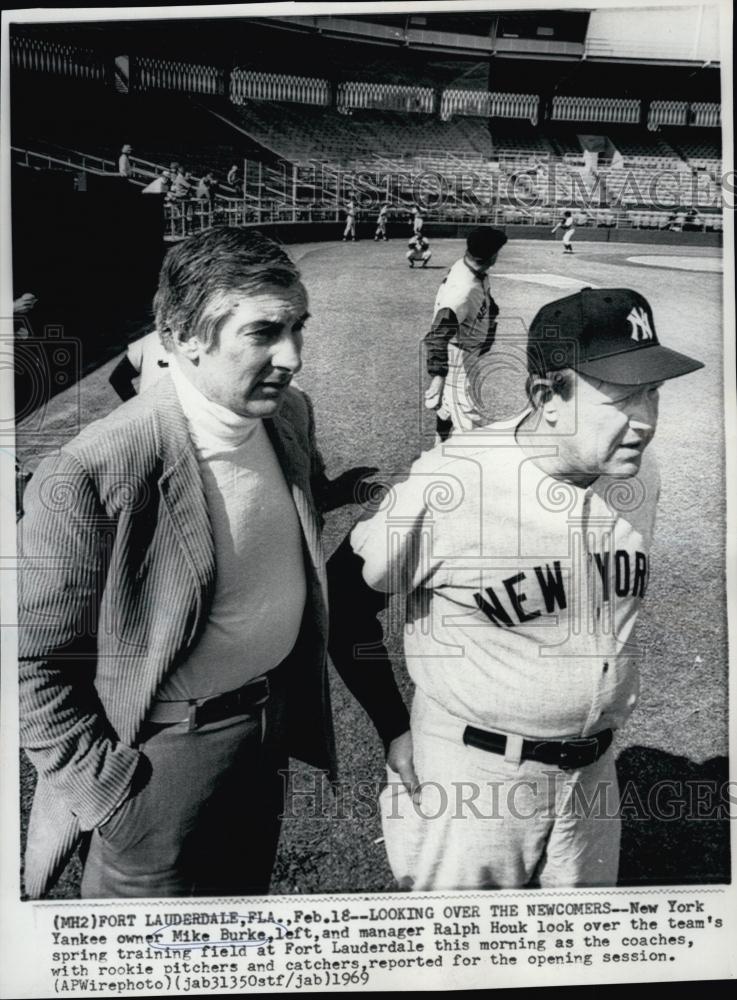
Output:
[554,372,661,479]
[191,282,308,418]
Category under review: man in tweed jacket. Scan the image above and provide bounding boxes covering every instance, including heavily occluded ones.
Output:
[19,229,336,898]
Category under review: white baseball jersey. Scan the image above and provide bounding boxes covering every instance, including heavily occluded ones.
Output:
[432,258,493,355]
[352,420,660,740]
[126,331,170,393]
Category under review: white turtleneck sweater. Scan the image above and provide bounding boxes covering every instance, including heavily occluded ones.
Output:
[157,364,306,701]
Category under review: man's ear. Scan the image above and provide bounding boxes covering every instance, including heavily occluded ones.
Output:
[529,377,557,422]
[172,329,201,363]
[530,378,553,413]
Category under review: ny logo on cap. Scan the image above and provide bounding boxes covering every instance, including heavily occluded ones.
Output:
[627,306,654,342]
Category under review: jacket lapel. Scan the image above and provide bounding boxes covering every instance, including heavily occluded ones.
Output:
[265,412,328,604]
[153,377,216,638]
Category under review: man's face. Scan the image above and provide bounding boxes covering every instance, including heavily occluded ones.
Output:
[467,252,498,273]
[183,282,308,418]
[553,372,662,479]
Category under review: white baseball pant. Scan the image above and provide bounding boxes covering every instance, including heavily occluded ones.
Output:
[380,690,621,891]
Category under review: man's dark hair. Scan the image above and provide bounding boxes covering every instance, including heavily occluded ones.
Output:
[155,228,301,350]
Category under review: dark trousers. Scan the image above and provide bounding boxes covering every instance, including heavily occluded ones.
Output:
[80,675,288,898]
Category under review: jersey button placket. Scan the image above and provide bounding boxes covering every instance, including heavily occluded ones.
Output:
[582,489,606,735]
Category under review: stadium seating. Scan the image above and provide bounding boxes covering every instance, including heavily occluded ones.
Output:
[662,127,722,176]
[222,100,493,170]
[11,63,723,234]
[489,119,553,162]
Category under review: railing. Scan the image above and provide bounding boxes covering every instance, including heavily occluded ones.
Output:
[584,37,699,61]
[648,100,688,128]
[336,81,434,114]
[551,96,640,124]
[690,102,721,128]
[230,69,330,106]
[440,89,538,124]
[10,34,106,81]
[11,145,115,175]
[134,56,225,96]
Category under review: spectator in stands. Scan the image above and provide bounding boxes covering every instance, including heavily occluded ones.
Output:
[118,144,133,178]
[424,227,507,441]
[170,169,194,222]
[342,200,357,242]
[141,170,171,195]
[108,330,170,402]
[406,234,432,268]
[551,210,576,254]
[374,203,390,242]
[227,164,240,188]
[196,172,217,206]
[171,168,192,201]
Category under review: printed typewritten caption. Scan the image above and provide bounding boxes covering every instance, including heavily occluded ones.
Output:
[7,889,732,994]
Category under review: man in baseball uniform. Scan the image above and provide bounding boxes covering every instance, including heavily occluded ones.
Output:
[108,330,170,402]
[351,287,703,890]
[406,233,432,268]
[424,227,507,441]
[375,203,390,241]
[552,210,576,253]
[342,200,357,241]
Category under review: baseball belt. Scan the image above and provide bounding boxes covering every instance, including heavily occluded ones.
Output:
[147,674,272,731]
[462,725,613,771]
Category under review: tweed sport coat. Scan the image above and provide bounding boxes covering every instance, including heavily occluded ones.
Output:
[18,375,335,899]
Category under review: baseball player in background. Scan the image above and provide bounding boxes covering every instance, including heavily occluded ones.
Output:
[406,234,432,268]
[423,227,507,441]
[411,206,424,234]
[375,203,390,241]
[351,287,703,891]
[552,210,576,253]
[108,330,170,402]
[342,199,357,241]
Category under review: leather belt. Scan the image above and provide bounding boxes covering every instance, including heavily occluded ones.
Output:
[148,675,271,731]
[463,725,613,771]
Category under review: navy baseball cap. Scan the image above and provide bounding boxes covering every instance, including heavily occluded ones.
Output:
[466,227,507,259]
[527,287,704,385]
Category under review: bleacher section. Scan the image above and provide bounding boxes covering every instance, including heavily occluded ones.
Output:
[489,120,553,161]
[604,127,678,164]
[663,127,722,176]
[221,101,493,169]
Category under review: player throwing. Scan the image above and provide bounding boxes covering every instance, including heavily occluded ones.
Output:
[351,287,704,891]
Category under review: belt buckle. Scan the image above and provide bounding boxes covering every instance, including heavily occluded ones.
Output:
[558,737,598,771]
[187,702,199,733]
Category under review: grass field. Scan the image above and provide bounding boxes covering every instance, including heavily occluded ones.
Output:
[16,236,729,896]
